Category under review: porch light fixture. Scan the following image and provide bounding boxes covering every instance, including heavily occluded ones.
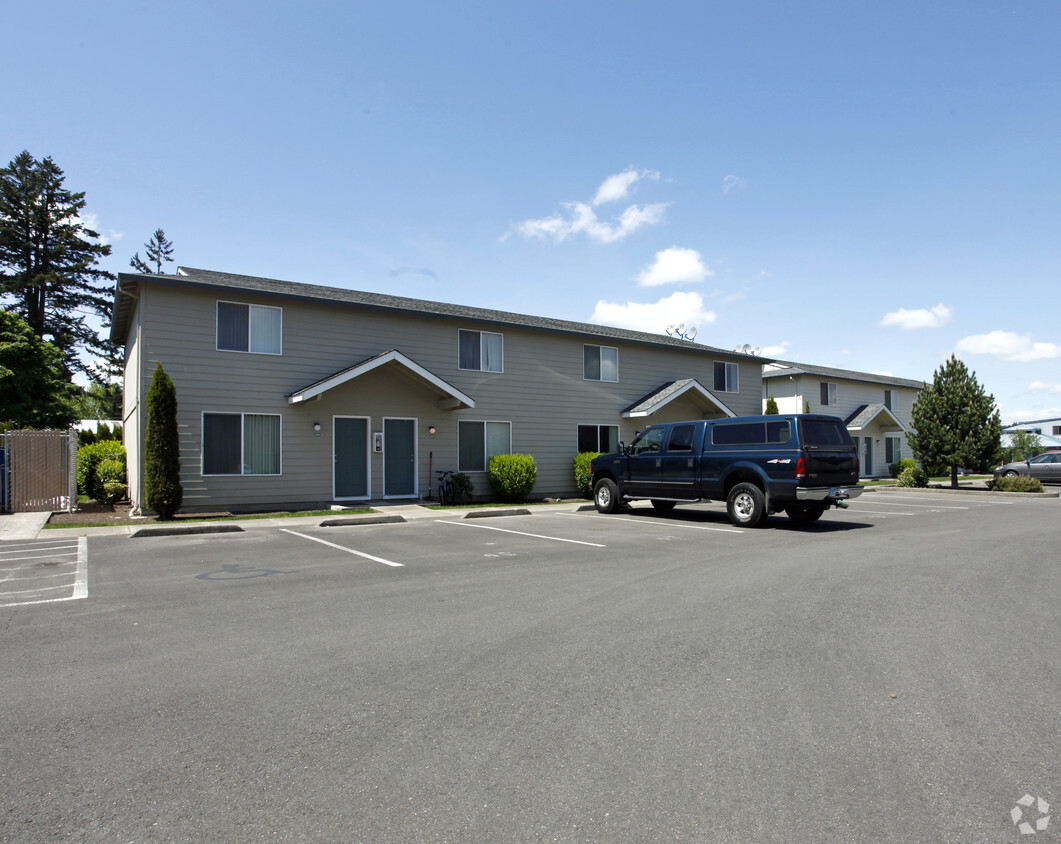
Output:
[313,422,321,432]
[428,425,437,436]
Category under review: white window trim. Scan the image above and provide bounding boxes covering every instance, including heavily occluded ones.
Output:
[584,344,619,382]
[457,329,504,373]
[216,300,283,355]
[714,361,739,393]
[457,420,512,473]
[576,423,620,453]
[201,411,283,476]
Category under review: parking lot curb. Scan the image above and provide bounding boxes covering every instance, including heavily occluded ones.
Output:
[870,485,1058,499]
[319,514,408,527]
[462,508,531,519]
[131,524,246,538]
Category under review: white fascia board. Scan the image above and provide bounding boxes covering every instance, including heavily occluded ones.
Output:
[288,350,475,408]
[622,380,736,419]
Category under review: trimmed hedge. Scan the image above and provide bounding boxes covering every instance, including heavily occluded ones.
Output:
[895,466,929,488]
[988,475,1044,493]
[488,453,537,503]
[573,452,599,499]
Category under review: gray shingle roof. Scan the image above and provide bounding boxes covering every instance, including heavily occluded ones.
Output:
[110,266,758,359]
[762,360,924,390]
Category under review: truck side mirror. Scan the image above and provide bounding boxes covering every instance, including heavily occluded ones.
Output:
[619,442,627,455]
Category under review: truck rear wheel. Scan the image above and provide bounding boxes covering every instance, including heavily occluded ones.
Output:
[593,478,620,514]
[650,500,676,513]
[785,504,825,525]
[727,482,767,527]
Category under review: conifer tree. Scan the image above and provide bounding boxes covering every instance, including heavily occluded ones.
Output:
[144,362,182,519]
[0,151,114,377]
[0,311,79,428]
[765,396,779,414]
[908,355,1002,488]
[130,228,175,274]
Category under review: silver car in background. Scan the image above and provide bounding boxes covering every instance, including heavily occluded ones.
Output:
[994,451,1061,483]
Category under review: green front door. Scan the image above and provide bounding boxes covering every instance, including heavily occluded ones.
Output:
[334,417,369,499]
[383,418,417,498]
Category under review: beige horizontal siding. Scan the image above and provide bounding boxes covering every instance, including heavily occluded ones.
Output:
[131,282,766,510]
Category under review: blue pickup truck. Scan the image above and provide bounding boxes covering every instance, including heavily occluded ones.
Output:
[589,414,863,527]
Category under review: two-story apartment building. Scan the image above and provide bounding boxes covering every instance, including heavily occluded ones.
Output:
[111,267,766,513]
[762,362,924,477]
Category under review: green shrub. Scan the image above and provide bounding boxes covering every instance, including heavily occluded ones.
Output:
[77,440,126,501]
[451,472,474,505]
[765,397,779,415]
[988,475,1044,493]
[488,453,537,503]
[889,458,917,479]
[573,452,599,498]
[895,465,929,488]
[97,458,128,503]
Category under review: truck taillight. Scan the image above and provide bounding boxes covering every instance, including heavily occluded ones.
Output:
[795,456,806,479]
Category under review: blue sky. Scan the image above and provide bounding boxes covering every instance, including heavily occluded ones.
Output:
[5,1,1059,423]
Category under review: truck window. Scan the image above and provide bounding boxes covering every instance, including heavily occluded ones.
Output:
[630,427,664,455]
[712,422,766,445]
[800,418,853,447]
[766,421,791,444]
[667,424,695,452]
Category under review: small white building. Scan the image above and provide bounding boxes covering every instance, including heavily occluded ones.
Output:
[762,362,924,477]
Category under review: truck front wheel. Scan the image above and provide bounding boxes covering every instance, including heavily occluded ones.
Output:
[727,482,767,527]
[593,478,620,514]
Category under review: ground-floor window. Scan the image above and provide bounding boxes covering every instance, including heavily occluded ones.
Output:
[577,424,619,454]
[458,421,511,472]
[203,412,281,475]
[885,436,901,465]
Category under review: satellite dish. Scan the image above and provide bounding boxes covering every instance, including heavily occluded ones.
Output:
[687,326,698,340]
[666,325,676,334]
[742,344,752,354]
[751,345,761,356]
[677,324,686,334]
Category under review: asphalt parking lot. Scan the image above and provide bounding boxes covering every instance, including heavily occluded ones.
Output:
[2,489,1059,842]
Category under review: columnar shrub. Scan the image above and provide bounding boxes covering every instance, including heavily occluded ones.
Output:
[573,452,599,498]
[895,466,929,488]
[144,362,183,519]
[77,440,126,501]
[488,454,537,503]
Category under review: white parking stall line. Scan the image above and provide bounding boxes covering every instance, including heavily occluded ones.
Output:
[563,512,744,534]
[860,499,969,510]
[436,520,606,547]
[280,529,404,566]
[844,508,916,516]
[0,537,87,607]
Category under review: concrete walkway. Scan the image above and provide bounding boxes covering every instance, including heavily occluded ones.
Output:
[0,512,53,542]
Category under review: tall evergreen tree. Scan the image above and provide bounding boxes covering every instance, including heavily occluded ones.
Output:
[130,228,175,274]
[0,150,114,378]
[144,362,183,519]
[0,311,79,428]
[908,355,1002,488]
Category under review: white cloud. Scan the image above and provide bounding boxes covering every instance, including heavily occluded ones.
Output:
[637,247,712,286]
[762,341,790,357]
[879,303,953,329]
[955,331,1061,362]
[589,291,717,335]
[1028,381,1061,394]
[508,169,667,244]
[721,174,747,194]
[592,168,659,206]
[512,200,668,244]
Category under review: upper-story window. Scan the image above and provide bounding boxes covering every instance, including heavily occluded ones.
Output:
[1053,425,1061,437]
[884,389,894,410]
[713,361,739,393]
[820,381,837,406]
[584,345,618,382]
[217,301,282,354]
[459,330,503,372]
